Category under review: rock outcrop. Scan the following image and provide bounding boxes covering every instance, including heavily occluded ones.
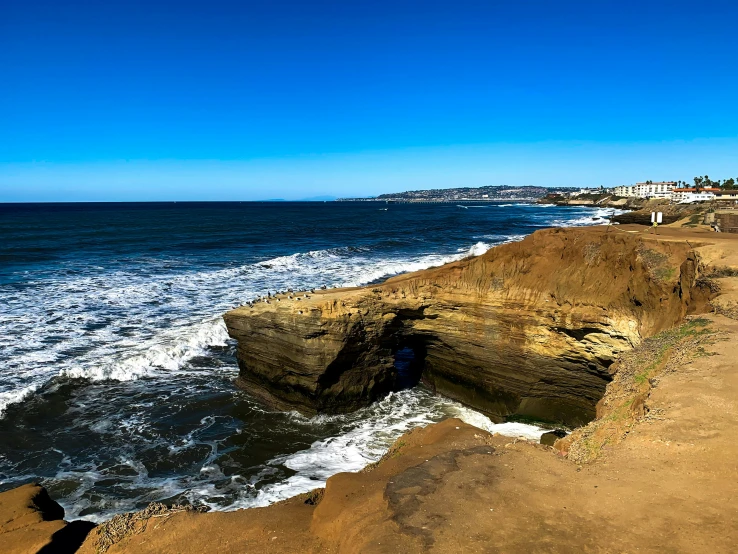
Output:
[224,227,708,426]
[0,483,94,554]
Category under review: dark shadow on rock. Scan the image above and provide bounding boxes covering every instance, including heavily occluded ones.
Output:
[38,520,96,554]
[31,485,66,522]
[540,429,568,446]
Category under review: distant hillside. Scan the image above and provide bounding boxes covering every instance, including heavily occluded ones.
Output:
[337,185,577,202]
[300,195,338,201]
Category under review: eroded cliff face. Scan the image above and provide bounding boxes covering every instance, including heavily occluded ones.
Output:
[224,227,707,426]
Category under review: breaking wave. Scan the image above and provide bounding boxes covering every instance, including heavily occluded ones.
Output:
[1,236,512,409]
[0,202,607,521]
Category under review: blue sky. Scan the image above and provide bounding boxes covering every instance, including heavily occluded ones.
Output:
[1,0,737,201]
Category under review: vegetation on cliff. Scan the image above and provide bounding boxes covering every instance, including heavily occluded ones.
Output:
[559,317,718,463]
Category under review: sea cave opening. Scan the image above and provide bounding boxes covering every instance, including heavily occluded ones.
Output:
[392,344,425,390]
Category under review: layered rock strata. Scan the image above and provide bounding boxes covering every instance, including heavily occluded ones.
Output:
[224,227,707,426]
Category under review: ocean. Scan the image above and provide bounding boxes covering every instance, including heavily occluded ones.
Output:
[0,201,619,521]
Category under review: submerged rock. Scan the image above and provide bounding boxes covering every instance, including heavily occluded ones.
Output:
[224,227,710,426]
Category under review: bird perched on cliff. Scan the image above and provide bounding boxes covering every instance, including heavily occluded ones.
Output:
[267,291,271,298]
[298,310,303,314]
[321,285,327,290]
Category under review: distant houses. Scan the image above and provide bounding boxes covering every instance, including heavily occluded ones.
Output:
[715,190,738,201]
[612,180,737,204]
[670,187,721,203]
[613,181,676,199]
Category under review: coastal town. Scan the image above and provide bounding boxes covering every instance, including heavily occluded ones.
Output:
[597,176,737,204]
[338,176,738,205]
[337,185,578,202]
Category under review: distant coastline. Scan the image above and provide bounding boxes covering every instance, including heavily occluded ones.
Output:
[337,184,577,203]
[336,197,544,203]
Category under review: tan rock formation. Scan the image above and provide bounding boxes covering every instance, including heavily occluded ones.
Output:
[224,227,709,426]
[0,483,94,554]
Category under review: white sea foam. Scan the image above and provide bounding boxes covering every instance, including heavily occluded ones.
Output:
[53,388,546,521]
[0,384,41,418]
[464,241,493,257]
[2,204,602,522]
[550,207,626,227]
[60,318,231,381]
[0,242,485,415]
[224,390,546,510]
[475,233,527,243]
[0,204,614,416]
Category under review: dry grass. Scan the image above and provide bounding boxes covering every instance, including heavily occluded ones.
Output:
[636,244,676,282]
[683,213,704,227]
[712,301,738,320]
[704,266,738,279]
[93,502,209,554]
[583,243,602,265]
[563,318,718,464]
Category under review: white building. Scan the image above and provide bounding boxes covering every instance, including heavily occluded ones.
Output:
[569,187,600,197]
[634,181,677,199]
[671,188,720,204]
[613,182,676,198]
[613,185,634,197]
[714,190,738,203]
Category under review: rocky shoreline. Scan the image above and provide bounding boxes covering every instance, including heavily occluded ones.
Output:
[224,226,709,426]
[5,223,738,553]
[536,192,707,227]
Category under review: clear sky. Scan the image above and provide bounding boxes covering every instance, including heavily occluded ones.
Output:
[1,0,737,201]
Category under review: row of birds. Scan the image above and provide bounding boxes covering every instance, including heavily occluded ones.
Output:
[242,285,329,308]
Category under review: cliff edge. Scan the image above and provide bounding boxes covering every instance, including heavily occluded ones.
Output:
[224,226,709,426]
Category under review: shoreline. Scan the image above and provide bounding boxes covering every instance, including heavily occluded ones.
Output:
[5,215,732,548]
[0,203,612,522]
[223,223,704,426]
[8,303,738,552]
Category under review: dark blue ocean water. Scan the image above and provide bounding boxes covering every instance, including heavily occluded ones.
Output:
[0,201,616,520]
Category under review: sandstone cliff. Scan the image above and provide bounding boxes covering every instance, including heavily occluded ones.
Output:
[224,227,708,426]
[0,483,94,554]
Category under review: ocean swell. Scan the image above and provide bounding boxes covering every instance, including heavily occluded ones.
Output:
[0,202,611,522]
